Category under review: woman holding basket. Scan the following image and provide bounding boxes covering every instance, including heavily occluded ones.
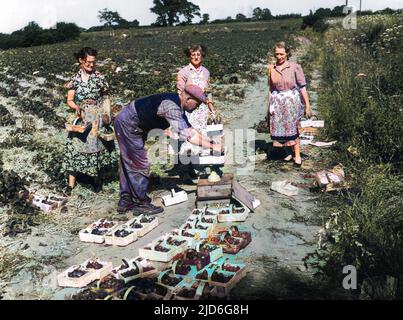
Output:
[63,47,118,194]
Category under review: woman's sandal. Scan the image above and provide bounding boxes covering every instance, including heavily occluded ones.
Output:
[293,160,302,167]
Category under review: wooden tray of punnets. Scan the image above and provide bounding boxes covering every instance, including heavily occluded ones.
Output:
[139,234,188,262]
[186,212,218,228]
[111,257,158,283]
[157,269,184,295]
[57,259,113,288]
[171,227,198,247]
[116,277,172,300]
[194,257,247,297]
[125,214,159,237]
[205,203,250,223]
[181,219,213,240]
[79,219,118,244]
[172,279,215,300]
[208,225,252,254]
[104,225,138,247]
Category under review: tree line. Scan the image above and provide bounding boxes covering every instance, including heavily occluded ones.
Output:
[0,1,400,50]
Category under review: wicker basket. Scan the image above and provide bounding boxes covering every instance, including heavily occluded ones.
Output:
[65,118,88,133]
[98,126,115,141]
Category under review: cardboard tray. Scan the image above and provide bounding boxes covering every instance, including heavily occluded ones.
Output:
[104,226,138,247]
[217,205,250,223]
[57,265,96,288]
[82,259,114,280]
[139,235,188,262]
[79,219,119,244]
[112,257,158,283]
[32,196,58,213]
[126,215,159,237]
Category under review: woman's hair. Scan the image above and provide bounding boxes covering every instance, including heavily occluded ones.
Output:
[74,47,98,62]
[184,44,207,58]
[274,41,292,59]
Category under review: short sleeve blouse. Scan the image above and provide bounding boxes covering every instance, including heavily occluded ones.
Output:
[65,70,109,103]
[268,61,306,92]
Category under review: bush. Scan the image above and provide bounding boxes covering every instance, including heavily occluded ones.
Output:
[0,21,81,49]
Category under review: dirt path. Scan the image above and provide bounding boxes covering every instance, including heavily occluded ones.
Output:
[1,36,327,300]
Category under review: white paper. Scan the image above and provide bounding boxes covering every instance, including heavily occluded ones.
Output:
[271,180,299,197]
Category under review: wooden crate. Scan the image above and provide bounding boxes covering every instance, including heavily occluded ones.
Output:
[197,173,233,200]
[195,242,223,263]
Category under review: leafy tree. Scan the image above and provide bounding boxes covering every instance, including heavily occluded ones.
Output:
[252,7,263,20]
[150,0,201,26]
[261,8,272,20]
[98,8,123,27]
[235,13,248,21]
[200,13,210,24]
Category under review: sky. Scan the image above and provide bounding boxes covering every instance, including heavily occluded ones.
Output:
[0,0,402,33]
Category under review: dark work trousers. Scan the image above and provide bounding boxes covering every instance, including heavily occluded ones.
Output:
[114,104,150,201]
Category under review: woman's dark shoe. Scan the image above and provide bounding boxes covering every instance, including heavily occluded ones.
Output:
[132,202,164,216]
[117,194,135,213]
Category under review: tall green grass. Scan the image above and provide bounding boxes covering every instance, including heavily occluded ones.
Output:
[305,14,403,299]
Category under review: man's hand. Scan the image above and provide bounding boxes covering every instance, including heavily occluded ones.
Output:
[212,143,224,155]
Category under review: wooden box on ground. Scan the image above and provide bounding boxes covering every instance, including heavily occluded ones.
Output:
[197,173,233,201]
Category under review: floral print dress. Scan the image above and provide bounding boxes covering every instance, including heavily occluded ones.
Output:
[62,70,118,177]
[177,64,210,154]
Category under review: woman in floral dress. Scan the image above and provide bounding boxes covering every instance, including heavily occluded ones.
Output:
[63,47,118,193]
[177,45,216,133]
